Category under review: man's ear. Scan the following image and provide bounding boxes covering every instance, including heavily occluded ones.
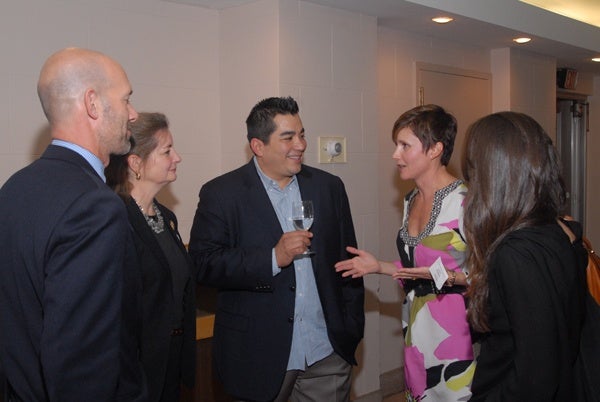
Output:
[249,138,265,157]
[84,89,99,119]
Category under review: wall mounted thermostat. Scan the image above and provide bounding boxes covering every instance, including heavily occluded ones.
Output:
[318,136,347,163]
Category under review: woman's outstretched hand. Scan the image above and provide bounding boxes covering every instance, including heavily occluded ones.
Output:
[335,246,380,278]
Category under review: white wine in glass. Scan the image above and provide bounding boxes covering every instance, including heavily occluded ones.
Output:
[292,200,314,254]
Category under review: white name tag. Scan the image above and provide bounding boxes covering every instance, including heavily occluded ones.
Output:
[429,257,448,290]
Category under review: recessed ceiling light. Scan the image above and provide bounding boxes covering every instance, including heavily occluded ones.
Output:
[513,37,532,44]
[592,57,600,63]
[432,16,453,24]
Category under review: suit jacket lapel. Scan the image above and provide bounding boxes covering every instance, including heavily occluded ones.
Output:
[241,160,286,241]
[296,167,315,203]
[296,167,324,260]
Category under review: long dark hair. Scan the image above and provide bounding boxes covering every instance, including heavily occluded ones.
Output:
[462,111,566,332]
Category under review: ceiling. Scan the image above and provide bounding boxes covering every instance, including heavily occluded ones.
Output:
[520,0,600,28]
[165,0,600,75]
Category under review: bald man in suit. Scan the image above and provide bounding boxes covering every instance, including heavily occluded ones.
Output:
[0,48,145,401]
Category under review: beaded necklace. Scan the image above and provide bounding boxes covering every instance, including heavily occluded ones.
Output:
[135,200,165,234]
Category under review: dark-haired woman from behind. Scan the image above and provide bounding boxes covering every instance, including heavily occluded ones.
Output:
[463,111,587,401]
[106,112,195,402]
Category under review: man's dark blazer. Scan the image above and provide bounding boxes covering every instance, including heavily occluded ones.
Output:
[124,197,195,400]
[0,145,146,402]
[188,160,365,401]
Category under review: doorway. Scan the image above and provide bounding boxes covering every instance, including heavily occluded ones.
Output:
[556,98,588,226]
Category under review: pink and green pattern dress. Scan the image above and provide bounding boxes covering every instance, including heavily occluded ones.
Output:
[396,180,475,401]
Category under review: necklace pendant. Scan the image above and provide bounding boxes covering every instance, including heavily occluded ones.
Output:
[136,199,165,234]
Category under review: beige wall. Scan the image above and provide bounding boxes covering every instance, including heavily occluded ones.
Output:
[0,0,221,241]
[493,47,557,137]
[219,0,279,172]
[1,0,598,400]
[509,48,557,139]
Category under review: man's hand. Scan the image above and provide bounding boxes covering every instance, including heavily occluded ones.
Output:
[274,230,313,267]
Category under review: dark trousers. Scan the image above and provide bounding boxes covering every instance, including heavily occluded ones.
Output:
[159,333,184,402]
[5,381,23,402]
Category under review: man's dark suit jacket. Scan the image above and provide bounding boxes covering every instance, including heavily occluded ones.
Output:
[125,197,196,399]
[188,160,365,401]
[0,145,146,401]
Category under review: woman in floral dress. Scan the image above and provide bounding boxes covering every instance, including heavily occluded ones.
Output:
[335,104,475,401]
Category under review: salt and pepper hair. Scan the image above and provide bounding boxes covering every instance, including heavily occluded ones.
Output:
[246,96,299,144]
[462,111,566,332]
[391,104,457,166]
[106,112,169,200]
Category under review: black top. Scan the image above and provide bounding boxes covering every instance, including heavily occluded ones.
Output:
[125,197,196,401]
[470,221,587,401]
[154,228,189,328]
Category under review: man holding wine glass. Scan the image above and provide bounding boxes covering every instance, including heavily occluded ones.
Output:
[189,96,364,402]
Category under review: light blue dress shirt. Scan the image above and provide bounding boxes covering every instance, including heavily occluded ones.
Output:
[253,157,333,370]
[51,139,106,182]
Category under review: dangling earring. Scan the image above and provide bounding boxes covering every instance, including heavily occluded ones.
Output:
[135,172,141,180]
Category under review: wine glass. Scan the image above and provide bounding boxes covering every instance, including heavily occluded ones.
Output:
[291,200,314,255]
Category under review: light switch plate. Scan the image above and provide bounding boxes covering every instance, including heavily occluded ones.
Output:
[318,136,347,163]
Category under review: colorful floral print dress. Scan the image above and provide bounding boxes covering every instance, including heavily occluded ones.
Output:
[396,180,475,401]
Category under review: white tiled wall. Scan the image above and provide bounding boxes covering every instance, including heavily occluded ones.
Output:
[0,0,221,240]
[509,48,557,139]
